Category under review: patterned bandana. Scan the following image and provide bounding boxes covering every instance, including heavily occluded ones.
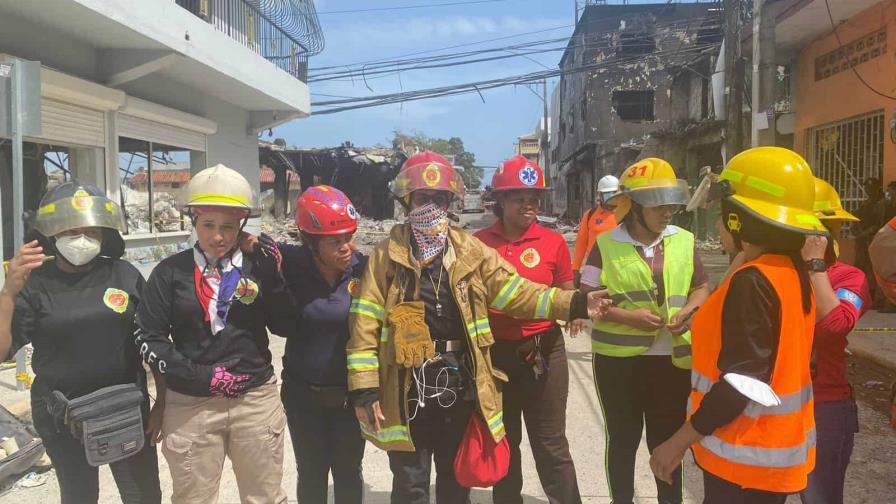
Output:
[193,246,244,335]
[408,203,450,266]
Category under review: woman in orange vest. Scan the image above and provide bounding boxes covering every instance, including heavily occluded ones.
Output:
[650,147,822,503]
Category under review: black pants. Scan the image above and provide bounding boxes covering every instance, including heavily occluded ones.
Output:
[281,373,365,504]
[389,397,475,504]
[592,354,690,504]
[703,470,787,504]
[800,399,858,504]
[491,331,581,504]
[31,395,161,504]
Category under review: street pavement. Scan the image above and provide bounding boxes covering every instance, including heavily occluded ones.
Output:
[2,213,895,502]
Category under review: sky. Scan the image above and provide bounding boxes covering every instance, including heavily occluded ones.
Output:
[271,0,694,183]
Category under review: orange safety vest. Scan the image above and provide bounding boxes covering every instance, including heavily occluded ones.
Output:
[688,254,816,493]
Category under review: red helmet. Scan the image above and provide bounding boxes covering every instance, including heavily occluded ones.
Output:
[295,185,358,235]
[391,151,465,198]
[491,156,547,192]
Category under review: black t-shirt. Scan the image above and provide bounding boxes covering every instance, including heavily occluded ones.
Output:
[280,244,367,386]
[11,258,145,399]
[135,248,293,397]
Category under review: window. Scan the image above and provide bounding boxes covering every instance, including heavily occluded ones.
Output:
[815,28,886,81]
[617,32,655,57]
[612,90,655,121]
[118,137,204,234]
[807,111,884,237]
[1,140,105,260]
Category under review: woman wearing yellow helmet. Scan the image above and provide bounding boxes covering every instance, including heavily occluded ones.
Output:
[798,178,870,504]
[651,147,823,503]
[579,158,710,504]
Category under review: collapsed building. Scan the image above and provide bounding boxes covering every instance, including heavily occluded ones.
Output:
[259,140,407,220]
[552,2,723,238]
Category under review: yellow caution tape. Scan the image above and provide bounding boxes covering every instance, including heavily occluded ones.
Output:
[854,328,896,332]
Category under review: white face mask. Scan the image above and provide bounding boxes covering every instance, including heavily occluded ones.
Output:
[55,234,102,266]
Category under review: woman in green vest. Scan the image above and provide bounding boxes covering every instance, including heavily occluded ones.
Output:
[579,158,710,504]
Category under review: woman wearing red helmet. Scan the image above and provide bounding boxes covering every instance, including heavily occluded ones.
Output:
[248,185,368,504]
[346,151,611,504]
[474,156,582,504]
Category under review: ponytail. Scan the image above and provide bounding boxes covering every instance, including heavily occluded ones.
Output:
[787,250,813,315]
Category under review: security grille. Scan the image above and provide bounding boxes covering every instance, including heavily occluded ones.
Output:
[806,110,884,233]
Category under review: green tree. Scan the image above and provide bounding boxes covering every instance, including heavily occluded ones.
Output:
[393,131,483,189]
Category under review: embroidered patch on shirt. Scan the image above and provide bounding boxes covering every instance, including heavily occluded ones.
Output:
[103,288,129,314]
[520,247,541,268]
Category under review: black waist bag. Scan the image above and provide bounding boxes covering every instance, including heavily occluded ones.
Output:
[50,384,146,467]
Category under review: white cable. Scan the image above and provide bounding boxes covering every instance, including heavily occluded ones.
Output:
[408,354,459,420]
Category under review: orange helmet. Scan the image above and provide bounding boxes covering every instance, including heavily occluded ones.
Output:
[491,156,547,192]
[391,151,465,198]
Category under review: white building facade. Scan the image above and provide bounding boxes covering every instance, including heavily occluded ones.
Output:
[0,0,321,257]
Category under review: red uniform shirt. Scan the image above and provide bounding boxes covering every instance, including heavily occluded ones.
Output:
[474,221,574,340]
[814,261,871,403]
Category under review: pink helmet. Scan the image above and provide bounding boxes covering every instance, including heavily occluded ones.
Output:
[294,185,358,235]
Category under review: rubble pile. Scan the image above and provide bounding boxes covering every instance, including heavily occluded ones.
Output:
[696,239,723,253]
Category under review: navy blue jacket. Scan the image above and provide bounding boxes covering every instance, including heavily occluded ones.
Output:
[280,244,367,386]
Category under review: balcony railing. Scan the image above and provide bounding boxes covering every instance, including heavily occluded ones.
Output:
[176,0,324,82]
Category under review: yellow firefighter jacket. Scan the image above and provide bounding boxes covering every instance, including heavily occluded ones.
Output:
[347,224,576,451]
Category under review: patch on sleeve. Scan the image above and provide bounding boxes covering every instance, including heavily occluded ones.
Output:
[836,288,863,311]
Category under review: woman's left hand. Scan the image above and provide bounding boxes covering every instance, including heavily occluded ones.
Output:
[146,401,165,446]
[649,422,702,484]
[586,290,612,320]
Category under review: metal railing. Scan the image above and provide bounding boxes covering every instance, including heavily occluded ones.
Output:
[176,0,324,82]
[807,110,884,235]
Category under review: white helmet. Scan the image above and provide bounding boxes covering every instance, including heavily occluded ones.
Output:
[184,164,254,212]
[597,175,620,195]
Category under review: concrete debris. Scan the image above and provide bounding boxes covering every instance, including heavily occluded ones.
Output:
[696,239,723,253]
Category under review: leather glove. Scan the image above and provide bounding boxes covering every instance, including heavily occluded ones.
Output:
[388,301,435,368]
[209,366,251,398]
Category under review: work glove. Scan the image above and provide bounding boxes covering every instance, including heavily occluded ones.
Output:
[209,366,251,398]
[388,301,435,368]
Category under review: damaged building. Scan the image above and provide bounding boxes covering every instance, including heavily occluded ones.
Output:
[554,2,723,237]
[259,140,406,220]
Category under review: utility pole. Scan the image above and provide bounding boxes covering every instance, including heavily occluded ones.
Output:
[542,79,551,211]
[723,0,744,162]
[752,0,777,147]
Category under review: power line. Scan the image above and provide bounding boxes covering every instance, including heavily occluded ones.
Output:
[310,17,722,83]
[823,0,896,101]
[315,0,507,15]
[311,42,720,114]
[311,10,719,72]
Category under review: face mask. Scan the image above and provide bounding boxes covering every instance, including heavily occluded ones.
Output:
[408,203,449,265]
[55,234,102,266]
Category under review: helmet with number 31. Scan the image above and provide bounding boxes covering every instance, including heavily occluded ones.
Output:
[610,158,690,220]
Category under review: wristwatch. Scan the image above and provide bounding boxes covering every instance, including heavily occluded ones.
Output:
[806,258,827,273]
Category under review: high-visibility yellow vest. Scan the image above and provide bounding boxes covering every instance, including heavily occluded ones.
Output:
[592,227,694,368]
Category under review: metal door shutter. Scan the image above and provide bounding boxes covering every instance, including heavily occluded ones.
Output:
[118,114,206,151]
[39,99,105,147]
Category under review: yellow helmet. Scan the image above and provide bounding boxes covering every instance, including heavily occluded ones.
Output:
[611,158,690,221]
[813,177,858,222]
[719,147,823,234]
[185,164,254,212]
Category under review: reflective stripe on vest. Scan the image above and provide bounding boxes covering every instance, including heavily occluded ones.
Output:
[688,254,816,493]
[699,428,817,468]
[691,371,813,418]
[592,228,695,367]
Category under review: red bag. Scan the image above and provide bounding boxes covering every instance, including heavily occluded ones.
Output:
[453,412,510,488]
